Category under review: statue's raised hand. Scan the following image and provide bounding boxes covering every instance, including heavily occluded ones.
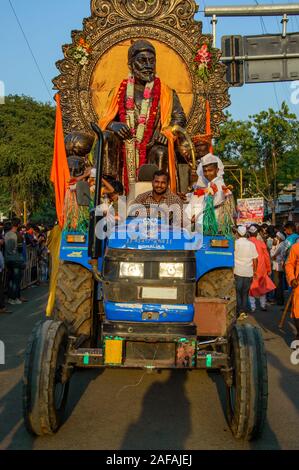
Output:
[108,122,132,140]
[155,133,168,146]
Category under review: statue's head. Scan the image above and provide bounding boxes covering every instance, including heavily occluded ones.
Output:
[65,131,94,157]
[128,39,156,84]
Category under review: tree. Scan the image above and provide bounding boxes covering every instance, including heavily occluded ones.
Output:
[214,103,299,224]
[0,95,55,220]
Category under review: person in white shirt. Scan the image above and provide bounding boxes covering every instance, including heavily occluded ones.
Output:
[270,231,286,306]
[234,225,258,320]
[185,153,232,227]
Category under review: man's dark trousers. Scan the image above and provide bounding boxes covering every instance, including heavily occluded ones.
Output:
[0,271,5,309]
[273,270,284,306]
[6,262,22,301]
[235,275,253,316]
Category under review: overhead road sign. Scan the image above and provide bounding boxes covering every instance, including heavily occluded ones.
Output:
[221,34,299,85]
[244,34,299,83]
[221,36,244,86]
[205,3,299,51]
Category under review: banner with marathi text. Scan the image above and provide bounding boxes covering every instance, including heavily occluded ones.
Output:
[237,198,265,225]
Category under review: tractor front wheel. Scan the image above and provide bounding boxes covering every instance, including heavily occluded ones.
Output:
[23,320,71,436]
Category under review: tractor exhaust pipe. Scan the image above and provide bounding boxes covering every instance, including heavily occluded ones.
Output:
[88,123,104,262]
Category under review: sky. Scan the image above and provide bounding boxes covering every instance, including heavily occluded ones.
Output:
[1,0,299,121]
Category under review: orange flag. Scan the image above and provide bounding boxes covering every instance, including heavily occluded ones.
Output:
[205,99,214,154]
[51,94,70,228]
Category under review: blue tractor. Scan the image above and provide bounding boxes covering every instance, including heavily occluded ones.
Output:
[23,125,268,441]
[22,0,268,441]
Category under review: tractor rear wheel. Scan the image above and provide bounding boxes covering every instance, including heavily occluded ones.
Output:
[54,262,93,339]
[23,320,70,436]
[225,323,268,440]
[197,268,236,300]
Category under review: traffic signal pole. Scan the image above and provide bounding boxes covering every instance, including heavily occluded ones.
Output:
[205,4,299,17]
[221,53,299,62]
[206,3,299,86]
[205,3,299,51]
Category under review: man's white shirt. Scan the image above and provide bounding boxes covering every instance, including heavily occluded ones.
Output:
[234,237,258,277]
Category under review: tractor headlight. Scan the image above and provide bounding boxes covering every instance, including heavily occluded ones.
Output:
[159,263,184,279]
[119,262,144,278]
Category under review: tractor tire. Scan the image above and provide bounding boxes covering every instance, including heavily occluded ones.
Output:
[197,268,236,300]
[23,320,70,436]
[225,323,268,441]
[197,268,237,327]
[54,262,93,338]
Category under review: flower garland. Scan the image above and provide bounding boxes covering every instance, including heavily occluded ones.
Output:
[69,37,92,67]
[118,75,161,190]
[194,38,221,82]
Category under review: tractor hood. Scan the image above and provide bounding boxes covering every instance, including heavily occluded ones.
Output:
[106,218,203,251]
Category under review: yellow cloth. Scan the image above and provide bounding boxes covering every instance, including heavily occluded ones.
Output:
[160,82,176,193]
[98,87,121,131]
[98,80,177,192]
[46,225,62,317]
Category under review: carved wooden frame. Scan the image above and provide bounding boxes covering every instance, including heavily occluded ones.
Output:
[53,0,230,136]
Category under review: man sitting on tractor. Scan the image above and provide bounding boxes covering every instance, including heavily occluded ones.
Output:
[131,170,184,226]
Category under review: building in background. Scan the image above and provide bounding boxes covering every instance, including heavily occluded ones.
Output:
[266,182,297,225]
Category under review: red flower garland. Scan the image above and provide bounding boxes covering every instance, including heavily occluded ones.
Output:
[194,188,206,197]
[118,80,129,193]
[118,77,161,192]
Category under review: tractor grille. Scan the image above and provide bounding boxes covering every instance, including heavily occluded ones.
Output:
[103,249,196,304]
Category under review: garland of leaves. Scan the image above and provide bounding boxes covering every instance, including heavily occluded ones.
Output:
[203,194,219,235]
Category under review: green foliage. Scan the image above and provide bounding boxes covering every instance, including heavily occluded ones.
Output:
[29,196,57,226]
[0,95,55,218]
[214,103,299,222]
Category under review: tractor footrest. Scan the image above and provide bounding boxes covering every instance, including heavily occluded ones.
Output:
[102,321,196,342]
[68,348,104,367]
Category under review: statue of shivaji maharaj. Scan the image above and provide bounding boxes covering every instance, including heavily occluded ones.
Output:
[99,40,188,194]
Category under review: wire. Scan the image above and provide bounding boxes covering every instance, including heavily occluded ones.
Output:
[8,0,52,100]
[254,0,281,109]
[201,0,212,34]
[115,371,147,399]
[271,0,296,107]
[254,0,267,34]
[288,0,299,30]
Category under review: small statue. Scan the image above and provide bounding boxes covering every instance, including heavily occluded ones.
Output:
[64,131,94,178]
[192,134,213,163]
[99,39,187,193]
[63,132,95,227]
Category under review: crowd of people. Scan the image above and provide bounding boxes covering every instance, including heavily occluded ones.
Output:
[0,218,50,314]
[234,221,299,338]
